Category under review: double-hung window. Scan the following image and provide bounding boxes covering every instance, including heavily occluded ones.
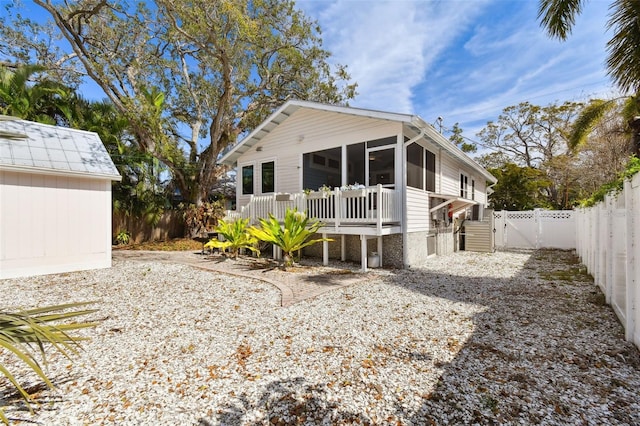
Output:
[242,165,254,195]
[261,161,275,193]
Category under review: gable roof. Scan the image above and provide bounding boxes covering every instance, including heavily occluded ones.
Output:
[219,100,496,183]
[0,118,121,181]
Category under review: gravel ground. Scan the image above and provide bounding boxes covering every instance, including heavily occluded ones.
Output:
[1,249,639,425]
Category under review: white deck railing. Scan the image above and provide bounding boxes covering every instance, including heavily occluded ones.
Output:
[224,184,401,231]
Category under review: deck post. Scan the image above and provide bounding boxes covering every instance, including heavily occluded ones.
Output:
[360,235,367,272]
[322,233,329,266]
[377,236,383,267]
[341,235,346,261]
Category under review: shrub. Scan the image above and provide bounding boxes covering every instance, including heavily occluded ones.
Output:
[205,218,259,258]
[248,208,332,268]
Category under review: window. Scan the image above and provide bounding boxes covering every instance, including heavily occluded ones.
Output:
[261,161,274,193]
[303,147,342,189]
[426,150,436,192]
[471,179,475,200]
[407,143,424,189]
[460,173,469,198]
[242,165,254,195]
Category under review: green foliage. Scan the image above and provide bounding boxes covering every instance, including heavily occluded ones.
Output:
[0,64,70,124]
[9,0,356,204]
[115,230,131,245]
[488,163,553,210]
[568,99,615,150]
[579,156,640,207]
[248,208,332,268]
[539,0,640,94]
[205,218,259,258]
[0,302,98,423]
[448,122,476,153]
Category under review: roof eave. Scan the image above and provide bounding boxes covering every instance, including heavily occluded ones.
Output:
[0,164,122,181]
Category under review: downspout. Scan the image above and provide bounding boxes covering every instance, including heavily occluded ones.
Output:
[402,129,426,268]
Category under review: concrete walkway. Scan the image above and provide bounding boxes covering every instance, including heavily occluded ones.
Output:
[112,250,379,307]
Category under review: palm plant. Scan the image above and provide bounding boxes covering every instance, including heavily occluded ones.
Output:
[248,208,332,269]
[538,0,640,94]
[0,64,70,124]
[0,302,98,424]
[205,218,259,258]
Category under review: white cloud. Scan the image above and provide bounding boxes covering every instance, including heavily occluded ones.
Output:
[299,0,490,113]
[298,0,617,140]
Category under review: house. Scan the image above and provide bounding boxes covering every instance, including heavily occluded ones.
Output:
[219,100,497,270]
[0,117,121,279]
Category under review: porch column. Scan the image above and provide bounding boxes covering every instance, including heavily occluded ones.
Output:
[341,235,346,261]
[360,235,367,272]
[377,236,383,267]
[322,233,329,266]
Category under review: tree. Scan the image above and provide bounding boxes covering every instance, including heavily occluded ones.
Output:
[447,122,477,153]
[477,101,583,208]
[538,0,640,94]
[477,101,582,168]
[487,163,552,210]
[6,0,356,205]
[0,64,69,124]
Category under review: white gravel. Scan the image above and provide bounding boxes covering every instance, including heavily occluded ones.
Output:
[1,250,639,425]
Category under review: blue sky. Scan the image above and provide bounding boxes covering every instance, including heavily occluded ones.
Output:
[6,1,615,143]
[297,0,616,140]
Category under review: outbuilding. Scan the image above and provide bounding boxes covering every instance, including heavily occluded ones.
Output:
[0,117,121,279]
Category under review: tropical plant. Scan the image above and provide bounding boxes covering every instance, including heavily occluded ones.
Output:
[0,302,98,423]
[205,218,259,258]
[538,0,640,95]
[0,64,70,125]
[115,230,131,245]
[248,208,332,268]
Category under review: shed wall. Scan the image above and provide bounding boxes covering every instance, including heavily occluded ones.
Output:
[0,170,112,279]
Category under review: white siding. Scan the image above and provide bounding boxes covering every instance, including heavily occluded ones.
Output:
[235,109,402,209]
[0,170,112,279]
[439,153,460,196]
[406,186,430,232]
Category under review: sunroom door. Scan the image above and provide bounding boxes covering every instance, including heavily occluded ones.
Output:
[367,146,395,189]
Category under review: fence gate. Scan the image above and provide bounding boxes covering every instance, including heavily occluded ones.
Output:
[493,210,575,250]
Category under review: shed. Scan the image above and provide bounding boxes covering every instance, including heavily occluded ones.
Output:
[0,117,122,279]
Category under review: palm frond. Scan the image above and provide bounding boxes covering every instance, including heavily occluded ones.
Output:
[568,99,615,150]
[607,0,640,94]
[538,0,586,40]
[0,302,98,422]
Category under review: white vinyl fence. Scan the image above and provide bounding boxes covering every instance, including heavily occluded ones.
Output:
[575,173,640,349]
[493,209,576,249]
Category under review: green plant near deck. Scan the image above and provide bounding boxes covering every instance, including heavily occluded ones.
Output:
[0,302,98,424]
[205,218,259,258]
[115,229,131,245]
[248,208,332,268]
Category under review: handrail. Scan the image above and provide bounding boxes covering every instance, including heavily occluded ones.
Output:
[223,184,401,226]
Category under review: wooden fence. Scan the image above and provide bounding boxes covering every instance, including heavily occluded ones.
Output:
[112,210,184,244]
[575,173,640,349]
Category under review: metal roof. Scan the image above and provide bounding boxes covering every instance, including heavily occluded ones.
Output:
[218,100,496,184]
[0,118,121,181]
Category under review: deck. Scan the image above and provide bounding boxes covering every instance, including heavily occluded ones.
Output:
[224,184,402,235]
